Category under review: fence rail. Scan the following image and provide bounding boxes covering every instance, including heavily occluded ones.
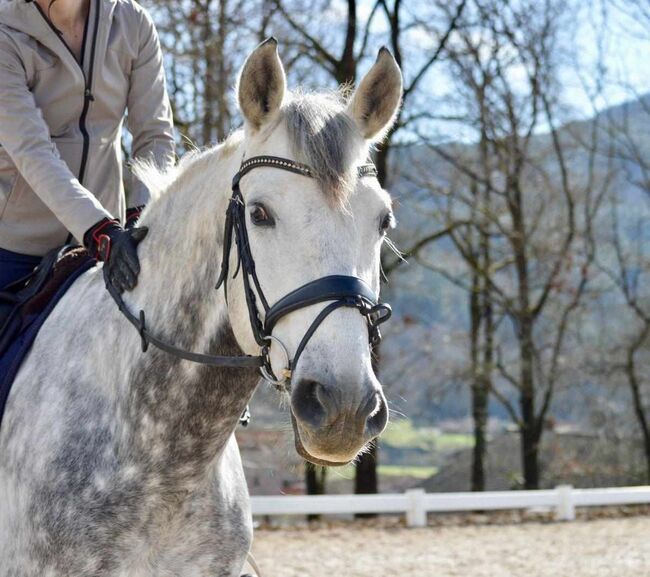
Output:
[250,485,650,527]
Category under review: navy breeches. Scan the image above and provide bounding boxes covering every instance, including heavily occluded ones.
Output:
[0,248,42,290]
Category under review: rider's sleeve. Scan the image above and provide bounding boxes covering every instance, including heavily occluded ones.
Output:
[126,9,175,207]
[0,31,112,244]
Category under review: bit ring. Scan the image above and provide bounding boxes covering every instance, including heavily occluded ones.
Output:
[260,335,292,387]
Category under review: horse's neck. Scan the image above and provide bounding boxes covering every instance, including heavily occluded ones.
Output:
[116,142,257,484]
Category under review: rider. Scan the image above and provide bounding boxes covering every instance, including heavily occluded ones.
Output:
[0,0,174,293]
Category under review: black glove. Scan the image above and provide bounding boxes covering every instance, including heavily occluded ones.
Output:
[84,217,148,293]
[125,205,145,229]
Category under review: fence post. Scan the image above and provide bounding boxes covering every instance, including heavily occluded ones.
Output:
[555,485,575,521]
[405,489,427,528]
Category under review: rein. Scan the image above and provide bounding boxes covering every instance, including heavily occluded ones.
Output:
[104,155,392,386]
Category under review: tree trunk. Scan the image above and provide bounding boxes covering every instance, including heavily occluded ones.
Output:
[519,335,540,489]
[514,272,540,489]
[468,104,495,493]
[520,424,540,489]
[305,464,325,495]
[474,230,494,491]
[471,381,488,491]
[214,0,230,141]
[355,444,378,494]
[335,0,357,85]
[355,443,378,517]
[200,0,214,146]
[511,183,540,490]
[625,332,650,483]
[519,316,540,489]
[469,259,487,491]
[305,463,327,521]
[354,345,382,502]
[356,345,380,516]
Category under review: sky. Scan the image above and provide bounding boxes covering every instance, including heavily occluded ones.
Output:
[401,0,650,143]
[567,0,650,115]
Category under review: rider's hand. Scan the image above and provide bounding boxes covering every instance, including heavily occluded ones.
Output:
[84,217,148,293]
[125,205,145,229]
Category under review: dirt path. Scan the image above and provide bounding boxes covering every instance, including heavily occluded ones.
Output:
[249,517,649,577]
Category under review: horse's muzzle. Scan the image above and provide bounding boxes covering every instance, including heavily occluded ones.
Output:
[289,377,388,466]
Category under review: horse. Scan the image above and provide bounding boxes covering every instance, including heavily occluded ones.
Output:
[0,38,402,576]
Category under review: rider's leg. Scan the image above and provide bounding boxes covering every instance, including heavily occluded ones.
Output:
[0,247,42,289]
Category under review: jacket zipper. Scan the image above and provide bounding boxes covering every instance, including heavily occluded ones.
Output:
[31,0,98,187]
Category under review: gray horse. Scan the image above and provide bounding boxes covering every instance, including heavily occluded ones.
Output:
[0,39,402,576]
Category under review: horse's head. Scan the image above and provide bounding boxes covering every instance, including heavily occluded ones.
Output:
[226,39,402,466]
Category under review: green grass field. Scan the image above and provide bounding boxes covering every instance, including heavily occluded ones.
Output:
[377,465,439,479]
[328,463,438,481]
[381,419,474,453]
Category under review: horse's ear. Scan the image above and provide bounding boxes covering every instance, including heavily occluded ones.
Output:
[238,37,286,130]
[347,47,403,141]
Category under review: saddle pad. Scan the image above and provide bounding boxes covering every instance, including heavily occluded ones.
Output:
[0,256,95,428]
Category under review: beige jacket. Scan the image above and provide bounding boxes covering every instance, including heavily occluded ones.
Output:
[0,0,175,256]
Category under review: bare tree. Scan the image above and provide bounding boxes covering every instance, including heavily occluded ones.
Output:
[601,196,650,480]
[587,0,650,482]
[404,0,612,489]
[146,0,278,146]
[596,90,650,480]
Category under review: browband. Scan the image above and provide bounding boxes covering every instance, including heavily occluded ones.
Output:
[234,155,378,185]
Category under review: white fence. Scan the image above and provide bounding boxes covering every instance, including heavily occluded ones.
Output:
[250,485,650,527]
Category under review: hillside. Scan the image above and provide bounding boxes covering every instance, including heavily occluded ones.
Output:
[379,94,650,424]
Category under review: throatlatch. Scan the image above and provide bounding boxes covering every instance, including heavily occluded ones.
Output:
[105,155,392,387]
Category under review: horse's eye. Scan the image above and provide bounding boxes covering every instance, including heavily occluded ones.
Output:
[250,204,274,227]
[380,212,395,233]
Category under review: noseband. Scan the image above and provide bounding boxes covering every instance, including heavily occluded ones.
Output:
[105,155,392,387]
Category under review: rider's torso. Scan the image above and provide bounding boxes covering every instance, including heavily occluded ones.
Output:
[0,0,162,255]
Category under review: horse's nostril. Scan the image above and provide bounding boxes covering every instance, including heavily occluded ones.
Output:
[314,382,339,415]
[292,380,387,438]
[291,380,335,429]
[362,392,389,439]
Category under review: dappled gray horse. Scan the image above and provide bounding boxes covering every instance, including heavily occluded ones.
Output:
[0,39,402,575]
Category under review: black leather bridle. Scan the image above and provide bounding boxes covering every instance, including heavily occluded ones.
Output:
[105,155,392,387]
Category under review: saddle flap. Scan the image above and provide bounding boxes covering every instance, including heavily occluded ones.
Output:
[0,246,91,357]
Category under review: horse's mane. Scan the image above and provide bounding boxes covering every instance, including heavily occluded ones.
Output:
[131,131,244,203]
[132,89,367,206]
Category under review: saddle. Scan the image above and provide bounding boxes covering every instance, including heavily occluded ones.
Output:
[0,245,91,357]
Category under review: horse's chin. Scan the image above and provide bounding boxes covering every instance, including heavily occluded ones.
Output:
[289,413,358,467]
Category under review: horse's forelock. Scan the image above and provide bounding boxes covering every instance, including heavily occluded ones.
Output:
[283,90,367,205]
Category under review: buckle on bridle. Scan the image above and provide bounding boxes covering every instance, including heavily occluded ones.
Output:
[260,335,292,389]
[362,302,392,347]
[368,302,392,325]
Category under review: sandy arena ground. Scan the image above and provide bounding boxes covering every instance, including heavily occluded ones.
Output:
[249,517,650,577]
